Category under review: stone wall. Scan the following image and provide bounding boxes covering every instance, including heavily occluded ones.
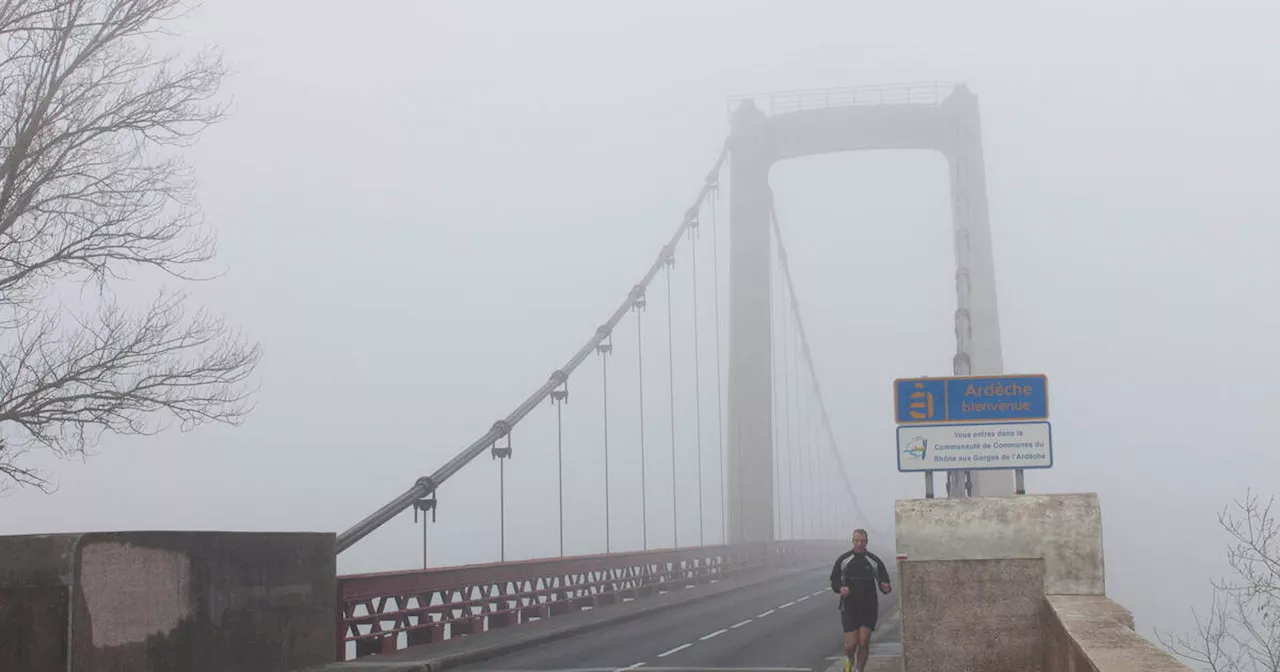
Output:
[0,531,336,672]
[1044,595,1190,672]
[895,493,1194,672]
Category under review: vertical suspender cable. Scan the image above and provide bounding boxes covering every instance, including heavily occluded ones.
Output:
[634,291,648,550]
[666,257,679,548]
[598,331,612,553]
[781,268,794,540]
[500,458,506,560]
[690,214,705,547]
[769,234,781,539]
[790,300,801,539]
[710,193,726,544]
[554,392,566,555]
[796,352,807,538]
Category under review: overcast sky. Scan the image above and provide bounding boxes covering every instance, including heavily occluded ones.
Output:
[4,0,1278,655]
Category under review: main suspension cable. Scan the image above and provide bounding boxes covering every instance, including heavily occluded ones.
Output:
[335,141,729,554]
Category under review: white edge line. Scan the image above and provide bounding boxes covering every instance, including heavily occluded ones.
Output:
[657,642,693,658]
[730,618,752,628]
[700,628,728,641]
[757,609,776,617]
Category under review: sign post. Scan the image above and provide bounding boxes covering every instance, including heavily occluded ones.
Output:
[893,374,1051,496]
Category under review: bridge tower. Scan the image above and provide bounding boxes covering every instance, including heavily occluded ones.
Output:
[725,84,1010,543]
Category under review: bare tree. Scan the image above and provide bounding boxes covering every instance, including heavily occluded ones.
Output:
[1158,490,1280,672]
[0,0,260,492]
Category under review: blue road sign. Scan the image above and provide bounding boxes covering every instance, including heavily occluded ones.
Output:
[894,374,1048,424]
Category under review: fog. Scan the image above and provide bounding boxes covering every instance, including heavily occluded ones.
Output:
[4,0,1278,657]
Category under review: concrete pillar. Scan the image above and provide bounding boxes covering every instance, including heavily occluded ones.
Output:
[726,100,777,544]
[942,86,1013,498]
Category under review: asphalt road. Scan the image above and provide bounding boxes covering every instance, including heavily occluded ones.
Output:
[455,561,900,672]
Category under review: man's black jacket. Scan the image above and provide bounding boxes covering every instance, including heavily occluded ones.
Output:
[829,549,891,606]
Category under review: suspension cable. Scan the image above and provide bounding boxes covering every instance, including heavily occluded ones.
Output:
[709,185,726,544]
[690,211,705,547]
[780,257,795,539]
[666,256,679,548]
[551,382,568,555]
[796,349,807,539]
[335,141,730,554]
[769,233,782,538]
[492,432,512,561]
[768,202,871,532]
[633,288,648,550]
[597,328,613,553]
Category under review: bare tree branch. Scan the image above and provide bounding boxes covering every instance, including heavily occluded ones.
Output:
[1157,490,1280,672]
[0,0,259,492]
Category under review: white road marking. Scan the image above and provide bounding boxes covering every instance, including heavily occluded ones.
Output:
[779,600,796,609]
[657,643,693,657]
[812,590,824,596]
[730,619,752,629]
[700,628,728,640]
[622,663,646,669]
[798,595,811,602]
[757,609,775,617]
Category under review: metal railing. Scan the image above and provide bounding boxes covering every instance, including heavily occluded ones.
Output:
[727,81,952,118]
[336,540,841,661]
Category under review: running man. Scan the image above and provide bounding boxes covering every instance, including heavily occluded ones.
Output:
[829,529,891,672]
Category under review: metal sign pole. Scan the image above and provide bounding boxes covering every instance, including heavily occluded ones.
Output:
[924,471,934,499]
[1015,469,1025,495]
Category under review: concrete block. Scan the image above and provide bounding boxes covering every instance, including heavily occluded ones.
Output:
[895,492,1104,594]
[0,531,336,672]
[899,558,1045,672]
[1045,595,1190,672]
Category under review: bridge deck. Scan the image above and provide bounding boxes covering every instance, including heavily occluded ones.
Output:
[311,561,900,672]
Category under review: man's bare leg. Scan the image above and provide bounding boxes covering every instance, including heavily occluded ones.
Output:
[855,626,873,672]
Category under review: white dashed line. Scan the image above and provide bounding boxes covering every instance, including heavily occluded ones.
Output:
[730,619,752,629]
[812,590,824,596]
[798,595,811,602]
[657,643,693,658]
[779,600,796,609]
[623,664,646,669]
[757,609,775,618]
[700,628,728,641]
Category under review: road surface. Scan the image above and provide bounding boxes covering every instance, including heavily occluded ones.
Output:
[456,561,900,671]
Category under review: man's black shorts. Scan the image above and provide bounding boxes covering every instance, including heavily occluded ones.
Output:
[841,599,878,632]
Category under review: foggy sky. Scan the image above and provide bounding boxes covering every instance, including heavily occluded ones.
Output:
[3,0,1278,658]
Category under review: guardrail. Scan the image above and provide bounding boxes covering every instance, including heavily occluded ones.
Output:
[727,81,952,118]
[336,541,841,661]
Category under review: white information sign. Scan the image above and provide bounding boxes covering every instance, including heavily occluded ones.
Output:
[896,421,1052,473]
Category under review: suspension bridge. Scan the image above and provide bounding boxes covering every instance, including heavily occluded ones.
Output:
[0,83,1190,672]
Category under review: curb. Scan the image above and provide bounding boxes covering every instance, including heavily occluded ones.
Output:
[320,561,832,672]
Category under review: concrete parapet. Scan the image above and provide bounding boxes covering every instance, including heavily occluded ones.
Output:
[895,493,1186,672]
[1045,595,1190,672]
[900,557,1044,672]
[895,492,1104,594]
[0,531,335,672]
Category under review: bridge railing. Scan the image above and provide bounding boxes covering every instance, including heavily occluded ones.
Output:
[336,540,840,661]
[727,81,952,117]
